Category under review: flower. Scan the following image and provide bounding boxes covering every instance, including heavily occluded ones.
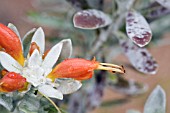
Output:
[0,23,125,100]
[0,23,81,100]
[47,58,125,81]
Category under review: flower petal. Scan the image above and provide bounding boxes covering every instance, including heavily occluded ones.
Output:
[31,27,45,54]
[0,52,22,73]
[57,79,82,94]
[41,41,63,69]
[0,23,24,66]
[38,85,63,100]
[28,49,42,67]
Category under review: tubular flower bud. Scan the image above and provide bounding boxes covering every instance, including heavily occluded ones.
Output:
[0,72,26,92]
[0,23,24,66]
[47,58,125,81]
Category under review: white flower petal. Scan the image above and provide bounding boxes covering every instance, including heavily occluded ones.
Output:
[38,85,63,100]
[0,52,22,73]
[57,80,82,94]
[28,49,42,67]
[31,27,45,54]
[41,41,63,69]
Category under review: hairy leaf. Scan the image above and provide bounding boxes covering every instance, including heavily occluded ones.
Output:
[22,28,36,57]
[73,9,112,29]
[0,94,13,111]
[120,39,158,74]
[144,85,166,113]
[126,10,152,47]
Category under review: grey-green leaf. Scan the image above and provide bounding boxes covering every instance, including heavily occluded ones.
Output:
[18,95,40,113]
[0,94,13,111]
[22,28,36,57]
[144,85,166,113]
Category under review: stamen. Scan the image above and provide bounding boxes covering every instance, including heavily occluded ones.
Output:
[97,63,125,74]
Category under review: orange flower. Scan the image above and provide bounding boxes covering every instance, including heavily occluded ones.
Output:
[47,58,125,81]
[0,23,24,66]
[0,72,26,92]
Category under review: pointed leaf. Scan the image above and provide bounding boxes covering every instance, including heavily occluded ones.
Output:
[7,23,21,42]
[144,85,166,113]
[126,10,152,47]
[22,28,36,57]
[120,39,158,74]
[31,27,45,54]
[0,52,22,73]
[73,9,112,29]
[38,85,63,100]
[59,39,72,59]
[156,0,170,9]
[56,79,82,94]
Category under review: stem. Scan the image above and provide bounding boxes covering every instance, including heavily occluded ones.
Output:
[39,92,62,113]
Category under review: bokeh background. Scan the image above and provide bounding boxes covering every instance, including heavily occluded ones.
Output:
[0,0,170,113]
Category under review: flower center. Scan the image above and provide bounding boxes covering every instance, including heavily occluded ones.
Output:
[22,65,46,87]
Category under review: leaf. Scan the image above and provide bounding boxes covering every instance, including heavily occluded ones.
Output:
[56,79,82,94]
[126,10,152,47]
[19,94,40,113]
[73,9,112,29]
[156,0,170,9]
[144,85,166,113]
[116,0,135,12]
[0,94,13,111]
[22,28,36,57]
[119,38,158,74]
[126,109,141,113]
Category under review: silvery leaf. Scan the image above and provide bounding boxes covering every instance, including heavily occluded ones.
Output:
[119,38,158,75]
[144,85,166,113]
[156,0,170,9]
[57,79,82,94]
[126,10,152,47]
[0,94,13,111]
[73,9,112,29]
[22,28,36,57]
[19,94,40,113]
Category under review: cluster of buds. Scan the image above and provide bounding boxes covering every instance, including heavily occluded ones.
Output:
[0,23,125,99]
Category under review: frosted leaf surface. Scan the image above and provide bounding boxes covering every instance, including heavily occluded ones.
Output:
[126,10,152,47]
[73,9,112,29]
[120,39,158,74]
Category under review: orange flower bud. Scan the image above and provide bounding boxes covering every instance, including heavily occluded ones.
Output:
[29,42,40,55]
[47,58,125,81]
[0,72,26,92]
[0,23,24,66]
